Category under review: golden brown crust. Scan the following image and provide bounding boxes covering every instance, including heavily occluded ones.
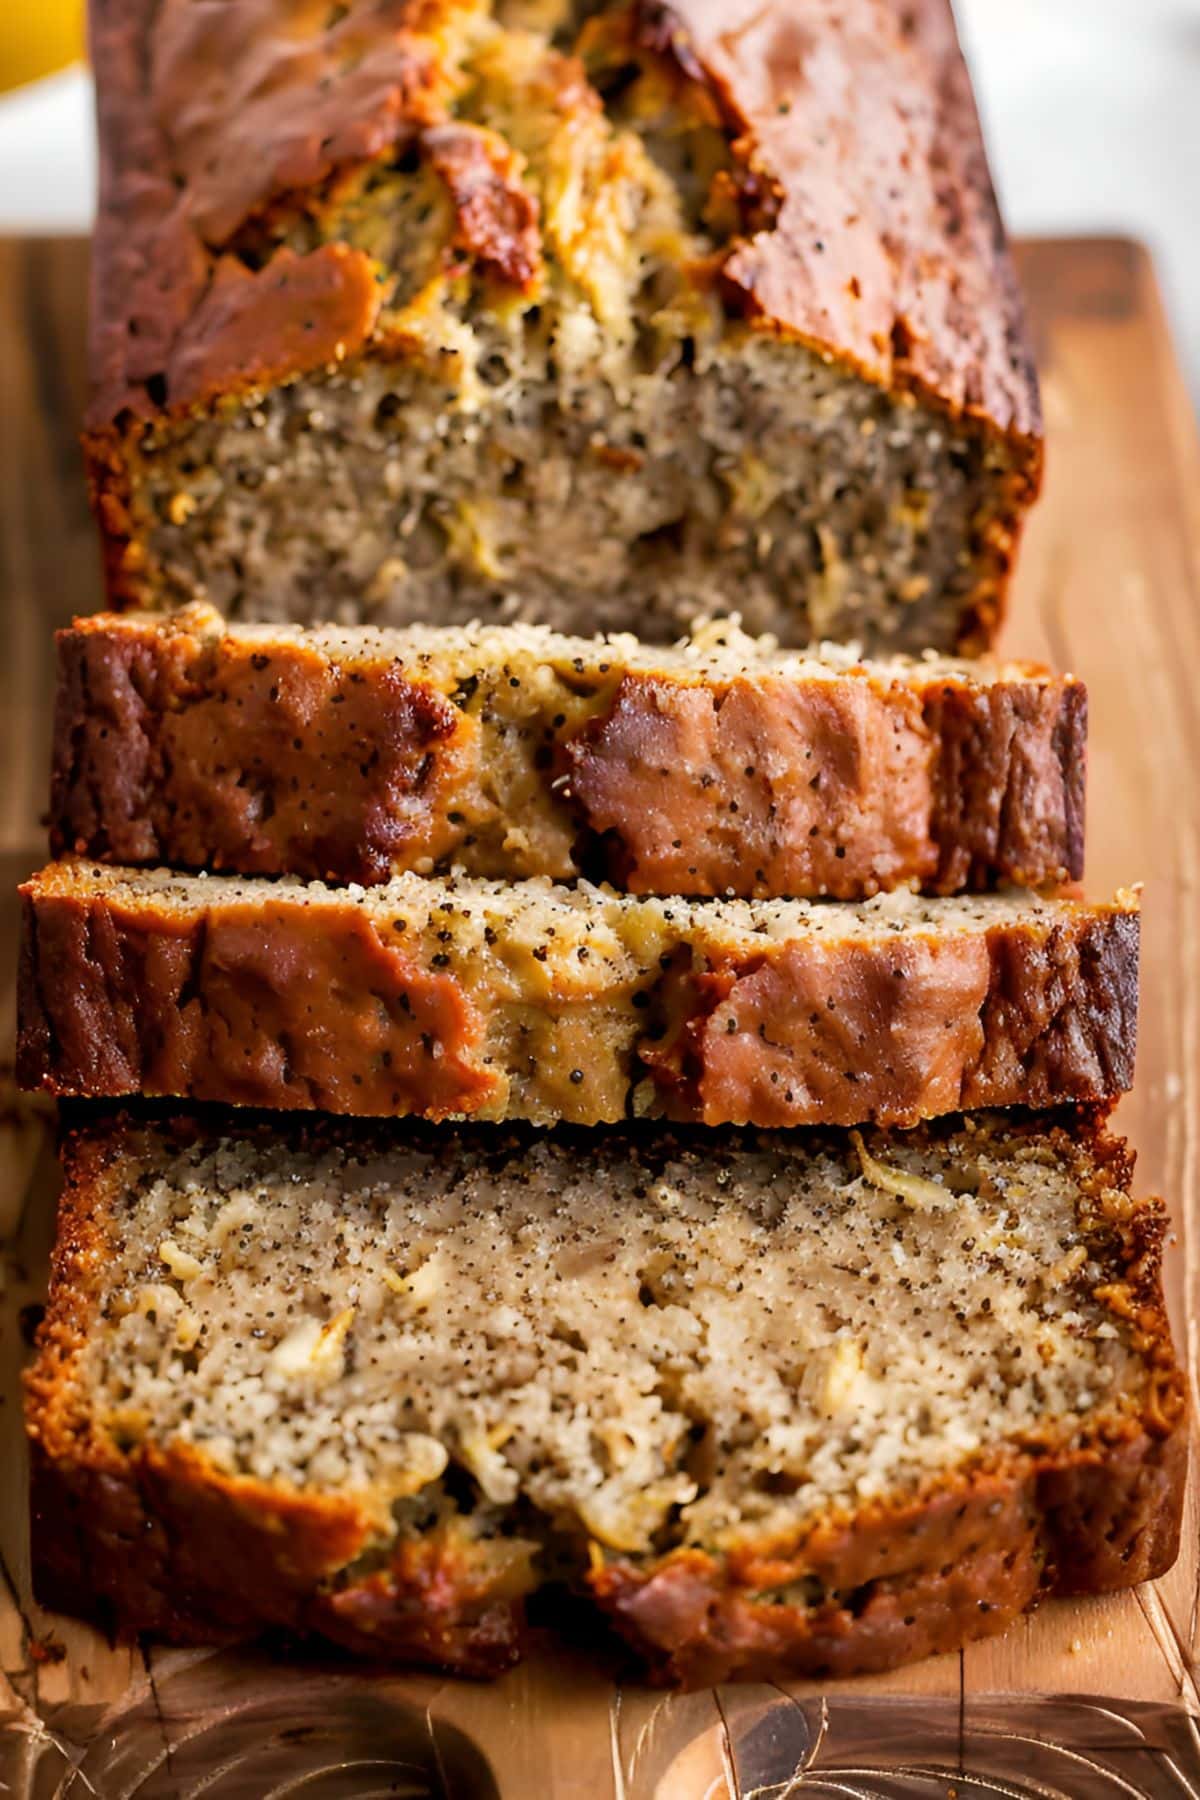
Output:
[566,669,1085,897]
[25,1108,1187,1684]
[88,0,1037,440]
[51,614,474,885]
[18,883,499,1118]
[590,1419,1187,1684]
[922,675,1087,892]
[652,0,1041,445]
[29,1448,527,1674]
[86,0,452,426]
[166,245,384,412]
[50,613,1085,895]
[647,901,1139,1128]
[17,869,1139,1126]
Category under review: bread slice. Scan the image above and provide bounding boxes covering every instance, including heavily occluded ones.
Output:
[18,865,1137,1128]
[27,1110,1185,1685]
[87,0,1038,653]
[51,607,1085,897]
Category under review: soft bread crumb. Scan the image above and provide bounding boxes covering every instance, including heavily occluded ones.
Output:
[77,1117,1152,1564]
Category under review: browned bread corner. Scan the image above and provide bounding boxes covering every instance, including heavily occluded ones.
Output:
[50,608,1086,897]
[18,864,1137,1128]
[86,0,1039,651]
[26,1109,1185,1683]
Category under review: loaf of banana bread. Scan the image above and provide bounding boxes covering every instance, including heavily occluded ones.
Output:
[51,608,1085,896]
[27,1109,1185,1684]
[87,0,1040,650]
[18,865,1138,1126]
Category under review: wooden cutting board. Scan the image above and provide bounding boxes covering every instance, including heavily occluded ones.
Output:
[0,236,1197,1797]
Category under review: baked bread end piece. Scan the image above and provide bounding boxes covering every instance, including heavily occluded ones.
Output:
[85,0,1039,652]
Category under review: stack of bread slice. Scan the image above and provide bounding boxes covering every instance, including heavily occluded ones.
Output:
[19,0,1185,1690]
[20,610,1184,1683]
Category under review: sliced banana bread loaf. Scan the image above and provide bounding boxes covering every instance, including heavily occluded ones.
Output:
[87,0,1039,651]
[51,608,1085,896]
[18,865,1138,1127]
[27,1110,1185,1684]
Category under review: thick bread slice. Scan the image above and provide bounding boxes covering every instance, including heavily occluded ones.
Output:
[27,1111,1185,1685]
[18,866,1137,1127]
[88,0,1038,653]
[51,608,1085,897]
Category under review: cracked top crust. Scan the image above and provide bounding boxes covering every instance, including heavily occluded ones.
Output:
[88,0,1040,447]
[642,0,1039,439]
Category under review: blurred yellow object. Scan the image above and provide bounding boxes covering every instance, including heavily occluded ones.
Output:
[0,2,84,95]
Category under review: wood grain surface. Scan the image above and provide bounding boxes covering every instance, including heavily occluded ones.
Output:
[0,235,1197,1796]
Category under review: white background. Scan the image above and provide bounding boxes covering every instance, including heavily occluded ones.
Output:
[0,0,1197,387]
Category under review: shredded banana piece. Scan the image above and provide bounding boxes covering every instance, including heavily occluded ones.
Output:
[269,1307,356,1381]
[851,1131,956,1211]
[158,1237,204,1281]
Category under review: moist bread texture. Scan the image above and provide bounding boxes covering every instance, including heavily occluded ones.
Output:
[87,0,1040,650]
[27,1110,1185,1684]
[51,608,1086,897]
[18,864,1138,1127]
